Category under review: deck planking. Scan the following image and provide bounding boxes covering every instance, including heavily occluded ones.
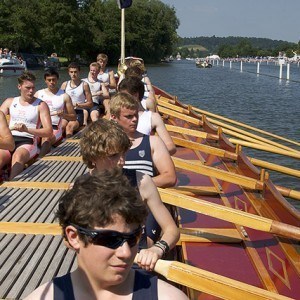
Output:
[0,138,82,299]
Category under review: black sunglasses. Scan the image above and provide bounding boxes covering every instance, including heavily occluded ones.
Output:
[71,224,142,249]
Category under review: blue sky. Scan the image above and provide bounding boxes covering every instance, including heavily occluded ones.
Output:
[160,0,300,43]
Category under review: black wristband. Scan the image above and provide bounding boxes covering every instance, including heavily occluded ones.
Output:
[154,240,169,258]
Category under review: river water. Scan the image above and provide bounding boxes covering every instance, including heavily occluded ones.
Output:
[0,60,299,209]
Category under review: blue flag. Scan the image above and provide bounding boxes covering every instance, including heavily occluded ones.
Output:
[117,0,132,9]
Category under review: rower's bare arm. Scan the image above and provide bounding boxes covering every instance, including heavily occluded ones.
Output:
[60,81,67,91]
[109,70,117,89]
[0,111,14,151]
[146,95,157,112]
[138,172,179,249]
[136,172,179,270]
[101,83,110,99]
[36,102,52,137]
[77,83,93,109]
[62,94,76,121]
[158,279,188,300]
[0,98,13,115]
[23,281,53,300]
[150,135,177,188]
[152,112,176,155]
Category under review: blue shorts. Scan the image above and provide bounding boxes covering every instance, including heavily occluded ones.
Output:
[84,103,105,115]
[75,109,84,126]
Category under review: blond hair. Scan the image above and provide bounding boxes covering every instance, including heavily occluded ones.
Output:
[110,92,139,118]
[96,53,108,63]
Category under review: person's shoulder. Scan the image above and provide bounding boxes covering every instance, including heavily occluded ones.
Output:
[157,279,188,300]
[23,281,53,300]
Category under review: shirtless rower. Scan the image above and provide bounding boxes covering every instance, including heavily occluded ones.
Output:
[61,62,93,137]
[35,68,76,157]
[118,76,176,155]
[0,71,52,179]
[82,62,109,122]
[79,119,179,269]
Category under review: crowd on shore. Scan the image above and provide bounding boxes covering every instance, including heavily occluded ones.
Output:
[0,53,187,299]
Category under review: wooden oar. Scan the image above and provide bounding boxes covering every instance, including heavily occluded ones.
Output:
[0,222,61,235]
[229,139,300,159]
[168,186,220,196]
[159,97,300,153]
[178,228,242,243]
[149,258,294,300]
[173,157,300,201]
[173,156,264,190]
[158,95,300,148]
[0,222,241,244]
[171,135,300,178]
[158,188,300,241]
[190,105,300,148]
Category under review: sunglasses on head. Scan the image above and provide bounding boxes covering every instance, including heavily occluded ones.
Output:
[71,224,142,249]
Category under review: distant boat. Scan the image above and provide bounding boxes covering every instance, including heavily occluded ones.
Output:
[18,52,47,69]
[44,56,61,71]
[0,57,26,76]
[195,59,212,68]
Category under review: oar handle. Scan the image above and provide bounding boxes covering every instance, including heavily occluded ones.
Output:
[271,220,300,240]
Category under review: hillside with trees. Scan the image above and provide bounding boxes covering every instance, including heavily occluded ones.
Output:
[177,36,300,58]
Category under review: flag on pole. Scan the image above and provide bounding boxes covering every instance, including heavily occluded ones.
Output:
[117,0,132,9]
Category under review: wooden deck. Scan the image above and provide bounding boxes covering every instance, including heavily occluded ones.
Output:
[0,134,87,299]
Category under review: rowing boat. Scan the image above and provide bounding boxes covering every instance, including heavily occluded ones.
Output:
[0,83,299,299]
[152,86,300,299]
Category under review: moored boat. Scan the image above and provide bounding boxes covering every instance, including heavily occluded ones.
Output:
[0,57,26,76]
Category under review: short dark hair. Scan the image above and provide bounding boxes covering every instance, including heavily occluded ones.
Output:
[68,62,80,71]
[56,169,147,245]
[118,77,144,101]
[44,68,59,79]
[18,71,36,85]
[80,119,131,169]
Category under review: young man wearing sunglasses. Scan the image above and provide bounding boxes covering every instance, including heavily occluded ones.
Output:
[25,170,187,299]
[79,119,179,272]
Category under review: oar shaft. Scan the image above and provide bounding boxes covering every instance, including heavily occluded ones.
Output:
[158,188,300,241]
[190,105,300,148]
[229,139,300,159]
[153,259,293,300]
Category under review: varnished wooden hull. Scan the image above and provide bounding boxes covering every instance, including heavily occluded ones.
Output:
[154,86,300,299]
